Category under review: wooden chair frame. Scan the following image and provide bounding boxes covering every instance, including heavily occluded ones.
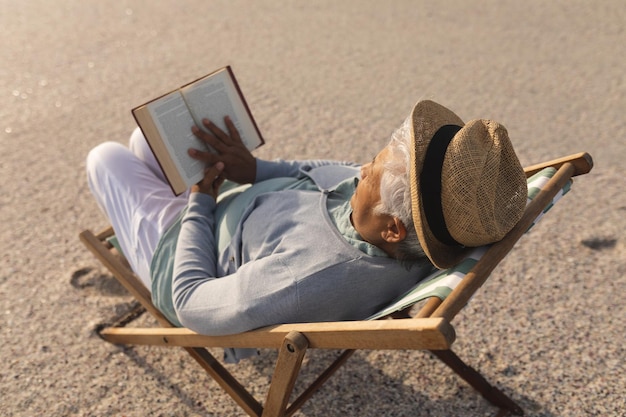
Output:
[79,152,592,417]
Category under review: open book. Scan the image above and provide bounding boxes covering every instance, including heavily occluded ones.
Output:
[132,66,264,195]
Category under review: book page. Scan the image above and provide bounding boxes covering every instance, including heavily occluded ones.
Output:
[147,92,207,186]
[181,69,263,151]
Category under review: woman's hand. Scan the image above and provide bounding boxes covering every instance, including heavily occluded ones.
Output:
[188,116,257,184]
[191,161,225,199]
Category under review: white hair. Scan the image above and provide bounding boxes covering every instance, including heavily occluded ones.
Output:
[376,117,427,264]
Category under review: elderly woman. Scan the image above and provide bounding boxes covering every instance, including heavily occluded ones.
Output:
[87,100,527,342]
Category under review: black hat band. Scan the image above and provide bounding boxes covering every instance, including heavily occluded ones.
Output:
[420,124,464,247]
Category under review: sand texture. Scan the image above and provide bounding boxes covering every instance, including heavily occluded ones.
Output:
[1,1,624,416]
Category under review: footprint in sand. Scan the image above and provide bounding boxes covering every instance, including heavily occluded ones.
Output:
[70,266,128,296]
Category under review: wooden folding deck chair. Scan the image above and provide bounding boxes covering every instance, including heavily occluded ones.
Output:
[79,152,592,417]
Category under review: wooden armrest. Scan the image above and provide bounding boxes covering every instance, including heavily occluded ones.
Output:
[99,317,455,350]
[79,229,173,326]
[524,152,593,177]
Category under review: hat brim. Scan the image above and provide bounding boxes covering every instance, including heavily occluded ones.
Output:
[409,100,469,269]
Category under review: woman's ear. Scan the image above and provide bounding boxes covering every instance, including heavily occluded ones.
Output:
[381,217,407,243]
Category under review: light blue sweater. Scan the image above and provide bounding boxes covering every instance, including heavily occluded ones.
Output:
[151,159,433,337]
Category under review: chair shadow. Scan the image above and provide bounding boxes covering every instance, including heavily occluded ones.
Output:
[109,344,214,413]
[97,331,558,417]
[70,266,129,297]
[248,348,558,417]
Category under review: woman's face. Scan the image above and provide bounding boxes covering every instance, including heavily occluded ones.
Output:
[350,145,395,246]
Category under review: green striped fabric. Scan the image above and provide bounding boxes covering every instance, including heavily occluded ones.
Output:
[525,167,571,231]
[368,167,571,320]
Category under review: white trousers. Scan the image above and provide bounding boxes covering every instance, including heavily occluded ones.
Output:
[86,128,189,288]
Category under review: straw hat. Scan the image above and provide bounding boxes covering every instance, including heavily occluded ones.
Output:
[409,100,527,269]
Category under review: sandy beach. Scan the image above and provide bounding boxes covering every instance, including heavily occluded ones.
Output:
[1,1,624,416]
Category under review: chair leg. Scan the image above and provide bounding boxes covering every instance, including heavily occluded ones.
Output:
[285,349,356,417]
[430,349,523,416]
[187,347,264,417]
[262,332,309,417]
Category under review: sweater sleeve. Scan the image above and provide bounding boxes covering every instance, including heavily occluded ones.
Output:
[172,191,299,335]
[172,192,220,315]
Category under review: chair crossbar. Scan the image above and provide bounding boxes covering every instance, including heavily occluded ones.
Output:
[99,317,455,350]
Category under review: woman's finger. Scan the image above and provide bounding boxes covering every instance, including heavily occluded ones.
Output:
[202,119,231,143]
[213,175,226,191]
[191,161,225,196]
[224,116,243,145]
[192,126,227,153]
[205,161,224,179]
[188,147,218,163]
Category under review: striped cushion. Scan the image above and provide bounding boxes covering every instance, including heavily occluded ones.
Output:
[368,167,571,320]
